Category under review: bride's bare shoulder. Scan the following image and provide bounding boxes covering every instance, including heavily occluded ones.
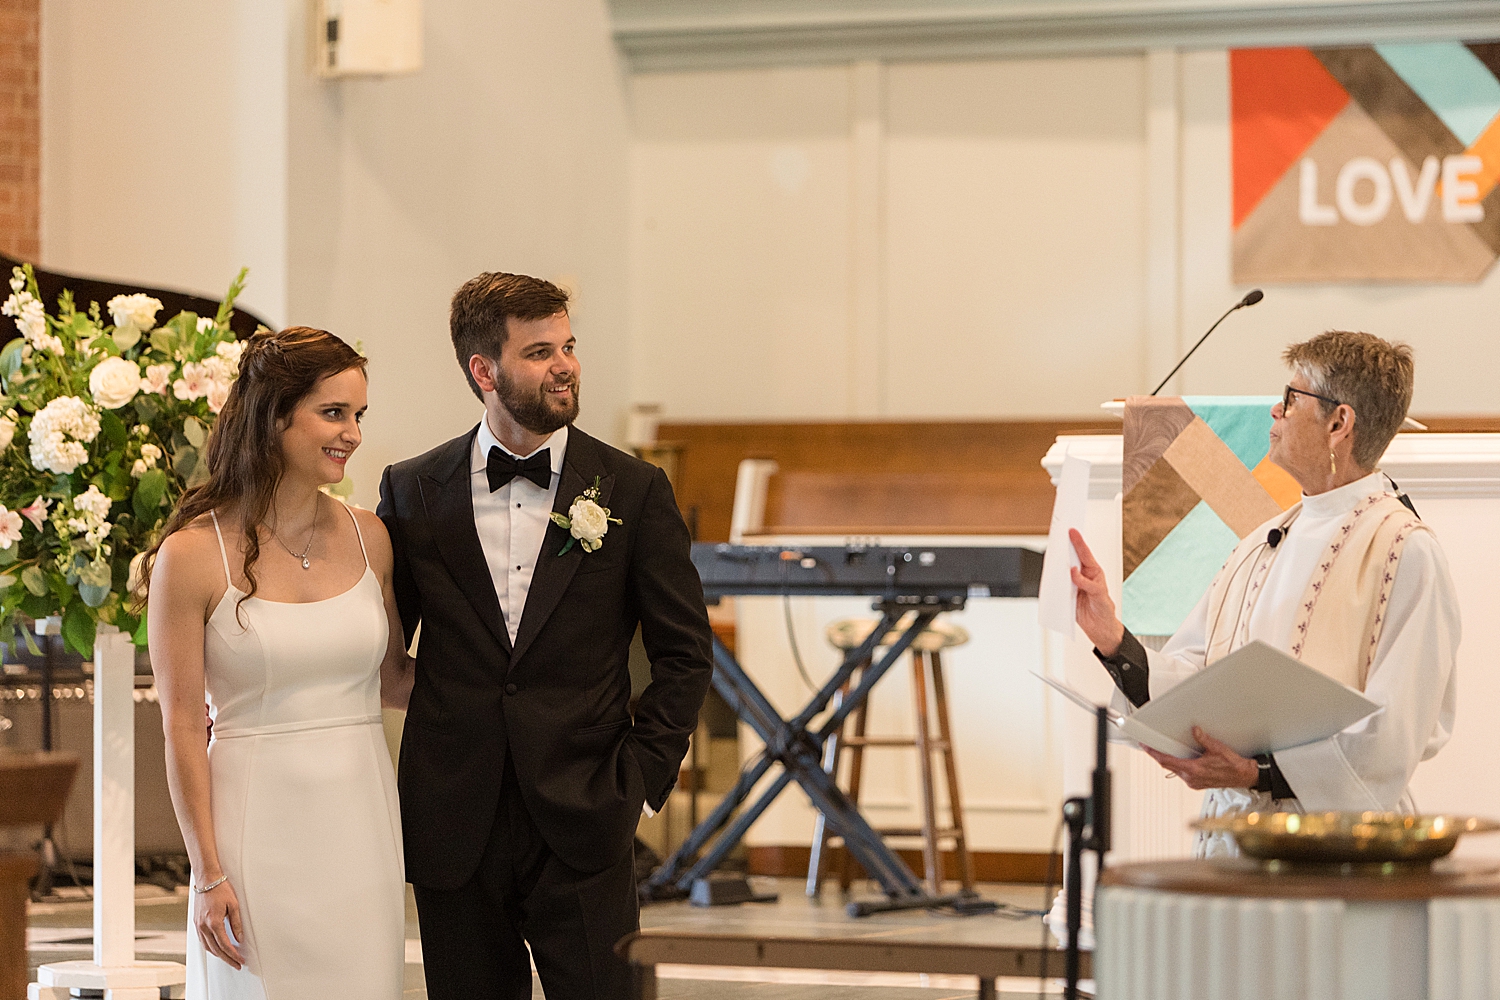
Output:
[153,513,231,580]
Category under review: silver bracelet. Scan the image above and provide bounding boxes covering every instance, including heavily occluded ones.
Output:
[193,873,229,893]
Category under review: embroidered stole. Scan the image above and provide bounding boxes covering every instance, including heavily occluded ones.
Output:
[1201,493,1424,691]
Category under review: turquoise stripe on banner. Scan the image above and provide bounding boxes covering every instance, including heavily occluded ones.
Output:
[1181,396,1278,471]
[1122,501,1238,638]
[1374,42,1500,146]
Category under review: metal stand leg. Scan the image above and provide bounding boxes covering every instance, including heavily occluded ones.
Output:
[643,602,970,912]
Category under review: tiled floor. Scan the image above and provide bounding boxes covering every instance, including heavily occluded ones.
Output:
[26,879,1070,998]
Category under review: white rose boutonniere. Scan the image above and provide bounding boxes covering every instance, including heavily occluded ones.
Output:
[549,476,622,555]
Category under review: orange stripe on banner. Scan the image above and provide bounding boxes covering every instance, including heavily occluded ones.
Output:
[1231,48,1350,229]
[1465,110,1500,202]
[1251,455,1302,510]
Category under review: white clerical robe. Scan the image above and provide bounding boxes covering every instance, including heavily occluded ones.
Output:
[1138,471,1460,816]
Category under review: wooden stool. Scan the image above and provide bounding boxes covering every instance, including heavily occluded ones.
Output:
[808,615,974,897]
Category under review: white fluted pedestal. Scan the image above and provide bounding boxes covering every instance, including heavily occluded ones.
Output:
[1096,857,1500,1000]
[29,627,186,1000]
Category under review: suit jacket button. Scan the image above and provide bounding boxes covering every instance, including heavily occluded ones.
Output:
[505,683,518,695]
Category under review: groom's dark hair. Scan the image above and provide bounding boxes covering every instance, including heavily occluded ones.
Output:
[451,272,571,400]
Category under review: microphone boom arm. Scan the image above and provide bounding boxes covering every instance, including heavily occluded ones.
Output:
[1149,289,1263,396]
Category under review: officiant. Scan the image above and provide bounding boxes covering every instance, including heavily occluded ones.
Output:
[1070,330,1460,857]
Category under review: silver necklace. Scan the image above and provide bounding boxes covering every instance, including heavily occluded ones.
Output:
[269,498,319,570]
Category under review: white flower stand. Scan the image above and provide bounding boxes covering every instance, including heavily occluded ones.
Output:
[30,626,185,1000]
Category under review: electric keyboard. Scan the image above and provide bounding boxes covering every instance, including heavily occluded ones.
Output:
[691,542,1043,601]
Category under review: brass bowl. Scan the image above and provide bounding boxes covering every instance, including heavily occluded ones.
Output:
[1191,811,1500,864]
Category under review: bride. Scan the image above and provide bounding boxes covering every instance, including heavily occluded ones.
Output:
[144,327,412,998]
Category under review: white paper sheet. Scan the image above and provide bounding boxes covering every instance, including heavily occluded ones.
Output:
[1035,641,1381,760]
[1038,454,1090,639]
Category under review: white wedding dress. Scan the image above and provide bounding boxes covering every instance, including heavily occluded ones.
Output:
[186,508,404,999]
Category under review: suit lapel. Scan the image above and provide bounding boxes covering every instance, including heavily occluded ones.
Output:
[418,426,512,656]
[510,428,614,668]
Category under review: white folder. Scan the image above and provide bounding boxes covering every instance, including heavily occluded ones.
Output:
[1035,640,1381,759]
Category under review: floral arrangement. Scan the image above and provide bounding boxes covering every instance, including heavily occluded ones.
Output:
[0,263,250,655]
[549,476,620,555]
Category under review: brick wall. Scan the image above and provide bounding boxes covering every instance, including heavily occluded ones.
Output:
[0,0,39,262]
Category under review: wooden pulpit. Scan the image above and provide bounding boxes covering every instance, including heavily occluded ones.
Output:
[0,752,79,1000]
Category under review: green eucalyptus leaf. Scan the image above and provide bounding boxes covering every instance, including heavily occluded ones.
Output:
[0,339,23,386]
[21,625,39,655]
[78,560,111,588]
[183,416,207,448]
[111,327,141,352]
[78,582,110,608]
[134,395,160,422]
[101,410,128,447]
[62,601,95,655]
[0,546,15,567]
[133,468,169,522]
[186,458,210,489]
[21,565,47,596]
[173,448,198,484]
[149,328,176,356]
[0,571,15,587]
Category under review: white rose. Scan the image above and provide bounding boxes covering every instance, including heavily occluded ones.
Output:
[106,293,162,335]
[89,356,143,409]
[568,498,610,551]
[0,415,13,451]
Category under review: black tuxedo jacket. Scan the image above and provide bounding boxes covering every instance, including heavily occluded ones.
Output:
[377,425,712,888]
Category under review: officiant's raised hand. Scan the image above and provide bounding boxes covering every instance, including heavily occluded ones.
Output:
[1069,528,1125,656]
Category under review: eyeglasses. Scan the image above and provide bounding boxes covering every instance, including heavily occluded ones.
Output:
[1282,385,1343,412]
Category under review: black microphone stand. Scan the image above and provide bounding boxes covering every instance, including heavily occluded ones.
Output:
[1150,289,1263,396]
[1060,706,1111,1000]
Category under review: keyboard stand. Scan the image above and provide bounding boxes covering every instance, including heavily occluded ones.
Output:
[640,597,996,916]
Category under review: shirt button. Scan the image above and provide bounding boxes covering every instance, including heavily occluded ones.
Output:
[505,683,518,695]
[515,565,521,571]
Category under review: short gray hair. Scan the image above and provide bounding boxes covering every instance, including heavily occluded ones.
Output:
[1282,331,1414,469]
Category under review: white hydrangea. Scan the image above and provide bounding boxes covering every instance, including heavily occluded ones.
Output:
[215,339,244,375]
[197,317,216,334]
[2,289,63,356]
[73,484,112,519]
[53,487,112,558]
[28,395,101,474]
[107,293,162,336]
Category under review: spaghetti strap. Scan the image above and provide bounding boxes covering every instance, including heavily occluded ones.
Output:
[209,510,233,588]
[342,501,369,569]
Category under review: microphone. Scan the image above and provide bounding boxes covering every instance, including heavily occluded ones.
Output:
[1150,289,1265,395]
[1267,525,1288,548]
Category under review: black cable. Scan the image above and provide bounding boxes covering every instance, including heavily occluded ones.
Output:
[1038,813,1066,993]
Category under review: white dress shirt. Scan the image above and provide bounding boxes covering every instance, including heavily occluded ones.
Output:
[471,419,568,644]
[1141,471,1461,813]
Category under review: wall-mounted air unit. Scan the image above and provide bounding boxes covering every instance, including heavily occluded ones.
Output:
[316,0,422,78]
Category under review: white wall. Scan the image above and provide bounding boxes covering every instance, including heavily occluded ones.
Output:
[40,0,633,507]
[629,49,1500,421]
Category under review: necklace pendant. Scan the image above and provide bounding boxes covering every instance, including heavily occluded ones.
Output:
[301,557,311,570]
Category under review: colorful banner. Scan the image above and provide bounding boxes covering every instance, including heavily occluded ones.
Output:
[1232,42,1500,283]
[1120,396,1300,637]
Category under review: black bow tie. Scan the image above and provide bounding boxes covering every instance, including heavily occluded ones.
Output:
[487,447,552,492]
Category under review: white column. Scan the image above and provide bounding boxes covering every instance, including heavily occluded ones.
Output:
[32,628,185,999]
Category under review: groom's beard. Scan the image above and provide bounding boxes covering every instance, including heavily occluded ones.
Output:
[496,367,580,435]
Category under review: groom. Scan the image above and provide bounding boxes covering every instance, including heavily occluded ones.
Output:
[378,272,713,999]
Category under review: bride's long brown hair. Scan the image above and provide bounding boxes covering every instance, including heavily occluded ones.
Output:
[139,326,367,609]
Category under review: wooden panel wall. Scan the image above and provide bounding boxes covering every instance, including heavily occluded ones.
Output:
[657,416,1500,543]
[657,419,1114,542]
